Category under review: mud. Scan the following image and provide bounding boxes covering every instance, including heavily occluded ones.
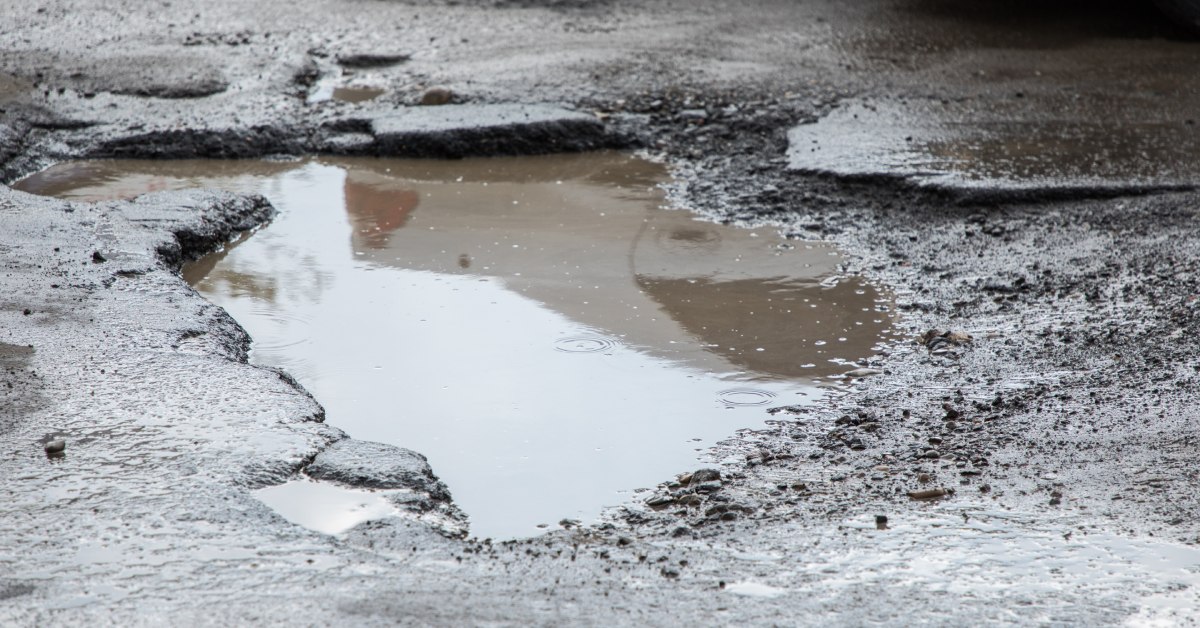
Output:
[3,0,1200,624]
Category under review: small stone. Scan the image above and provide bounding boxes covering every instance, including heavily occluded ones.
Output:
[22,309,31,316]
[420,86,453,106]
[945,331,973,345]
[645,495,674,507]
[44,439,65,454]
[91,251,106,263]
[689,468,722,485]
[917,473,932,484]
[907,488,952,500]
[875,515,889,530]
[845,368,883,378]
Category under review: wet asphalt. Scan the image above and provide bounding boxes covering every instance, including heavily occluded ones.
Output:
[3,0,1200,624]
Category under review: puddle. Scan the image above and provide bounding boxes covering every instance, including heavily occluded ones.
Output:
[253,480,397,535]
[331,87,386,103]
[306,83,386,104]
[16,153,896,539]
[791,2,1200,192]
[789,100,1200,191]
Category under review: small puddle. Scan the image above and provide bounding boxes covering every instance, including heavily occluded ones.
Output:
[253,480,397,535]
[332,86,385,103]
[16,153,897,539]
[789,100,1200,191]
[306,84,386,104]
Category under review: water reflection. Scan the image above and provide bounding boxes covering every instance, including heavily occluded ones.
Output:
[344,169,420,249]
[328,154,888,380]
[15,153,896,538]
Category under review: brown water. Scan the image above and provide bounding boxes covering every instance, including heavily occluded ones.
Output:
[331,86,385,103]
[16,153,896,539]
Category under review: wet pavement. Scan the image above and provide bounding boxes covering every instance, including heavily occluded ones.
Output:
[17,153,894,539]
[4,0,1200,624]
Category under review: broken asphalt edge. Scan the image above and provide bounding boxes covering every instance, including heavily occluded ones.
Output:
[0,102,634,544]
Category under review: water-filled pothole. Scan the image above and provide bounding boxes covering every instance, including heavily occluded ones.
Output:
[16,153,897,539]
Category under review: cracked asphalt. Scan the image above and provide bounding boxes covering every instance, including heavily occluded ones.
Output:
[3,0,1200,624]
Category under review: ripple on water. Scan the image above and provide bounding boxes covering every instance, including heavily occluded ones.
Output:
[717,388,777,407]
[554,335,619,354]
[248,307,312,351]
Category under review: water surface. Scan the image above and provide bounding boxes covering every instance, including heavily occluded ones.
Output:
[17,153,896,538]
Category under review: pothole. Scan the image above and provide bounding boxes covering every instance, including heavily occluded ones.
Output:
[16,152,898,539]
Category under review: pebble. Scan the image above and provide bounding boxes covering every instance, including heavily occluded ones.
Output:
[907,488,952,500]
[845,368,884,378]
[44,439,65,454]
[420,86,453,106]
[689,468,722,484]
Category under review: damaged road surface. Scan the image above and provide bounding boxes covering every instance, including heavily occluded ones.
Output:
[3,0,1200,625]
[16,153,896,541]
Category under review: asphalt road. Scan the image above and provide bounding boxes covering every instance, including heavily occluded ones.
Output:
[3,0,1200,624]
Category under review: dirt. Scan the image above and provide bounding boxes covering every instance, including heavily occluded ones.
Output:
[2,0,1200,624]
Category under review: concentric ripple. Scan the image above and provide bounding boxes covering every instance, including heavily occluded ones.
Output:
[554,335,619,353]
[717,387,778,407]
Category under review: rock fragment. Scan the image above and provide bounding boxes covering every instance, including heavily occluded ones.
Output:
[420,86,454,106]
[689,468,721,485]
[305,439,452,502]
[907,487,953,500]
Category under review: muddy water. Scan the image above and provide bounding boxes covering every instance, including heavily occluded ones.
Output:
[17,153,896,539]
[787,1,1200,191]
[788,99,1200,190]
[305,84,386,104]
